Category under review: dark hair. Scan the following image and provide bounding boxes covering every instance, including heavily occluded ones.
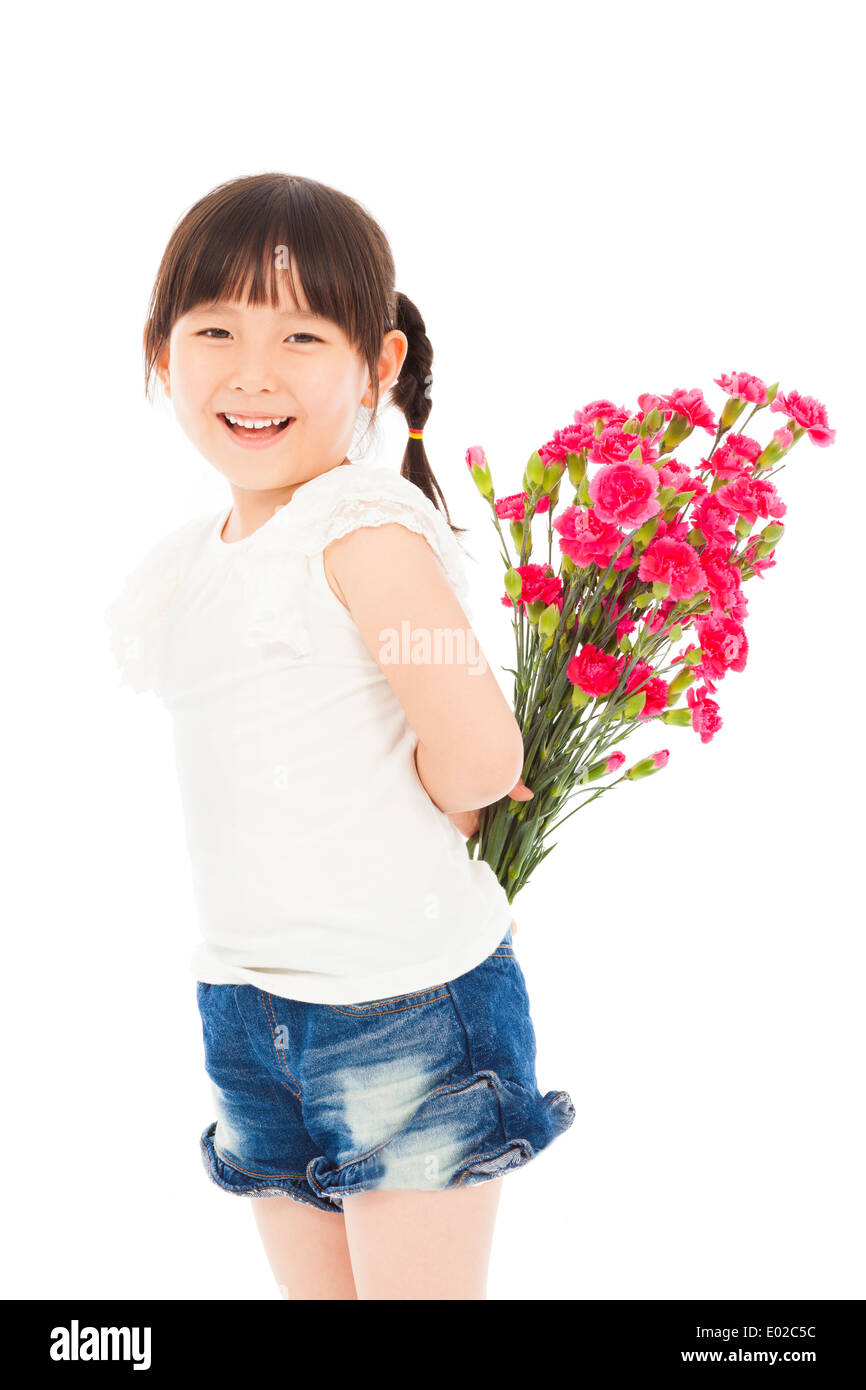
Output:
[143,171,467,538]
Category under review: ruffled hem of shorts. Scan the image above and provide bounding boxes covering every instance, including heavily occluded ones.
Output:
[305,1068,576,1206]
[199,1122,342,1215]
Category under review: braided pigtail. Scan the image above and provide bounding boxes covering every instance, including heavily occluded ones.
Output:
[390,292,467,538]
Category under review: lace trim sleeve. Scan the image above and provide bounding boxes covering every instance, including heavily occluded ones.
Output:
[209,466,475,661]
[301,466,474,620]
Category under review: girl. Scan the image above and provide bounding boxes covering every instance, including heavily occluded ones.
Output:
[106,172,575,1301]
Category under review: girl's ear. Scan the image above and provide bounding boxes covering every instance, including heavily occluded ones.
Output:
[155,344,171,397]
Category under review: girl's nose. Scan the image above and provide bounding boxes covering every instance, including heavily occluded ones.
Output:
[226,352,285,394]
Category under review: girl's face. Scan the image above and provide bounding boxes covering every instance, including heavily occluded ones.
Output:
[155,268,406,495]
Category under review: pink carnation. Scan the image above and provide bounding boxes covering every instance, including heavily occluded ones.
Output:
[658,458,707,502]
[553,505,626,569]
[637,536,705,601]
[624,660,670,718]
[700,441,752,482]
[606,751,626,773]
[573,400,630,427]
[502,563,563,610]
[588,461,662,527]
[714,371,769,405]
[687,686,723,743]
[690,492,738,543]
[636,393,673,422]
[539,421,596,462]
[659,387,717,433]
[588,427,658,470]
[495,491,551,521]
[693,613,749,679]
[699,544,742,612]
[726,433,763,465]
[742,535,780,578]
[567,643,626,697]
[770,389,836,446]
[715,474,786,526]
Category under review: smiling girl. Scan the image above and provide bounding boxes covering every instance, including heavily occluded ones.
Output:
[106,172,574,1300]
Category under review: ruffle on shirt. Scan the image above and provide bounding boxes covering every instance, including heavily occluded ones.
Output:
[225,463,475,659]
[104,466,475,688]
[104,513,213,695]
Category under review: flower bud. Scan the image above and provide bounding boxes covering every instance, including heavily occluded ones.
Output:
[524,451,545,488]
[504,568,523,603]
[661,708,692,726]
[720,396,746,431]
[667,666,695,700]
[623,689,647,720]
[467,451,494,499]
[661,414,691,450]
[542,460,565,495]
[538,604,560,639]
[566,451,586,489]
[510,520,531,556]
[625,750,669,780]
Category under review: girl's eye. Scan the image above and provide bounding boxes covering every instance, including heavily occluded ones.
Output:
[196,329,320,343]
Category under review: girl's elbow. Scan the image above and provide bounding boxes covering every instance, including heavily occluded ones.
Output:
[476,727,526,801]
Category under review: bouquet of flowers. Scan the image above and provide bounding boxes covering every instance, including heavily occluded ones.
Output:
[460,374,836,903]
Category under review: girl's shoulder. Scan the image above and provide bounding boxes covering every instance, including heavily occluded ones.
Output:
[288,463,474,616]
[104,509,216,694]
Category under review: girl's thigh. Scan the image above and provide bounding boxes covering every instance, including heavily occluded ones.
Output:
[341,1176,503,1300]
[250,1194,358,1300]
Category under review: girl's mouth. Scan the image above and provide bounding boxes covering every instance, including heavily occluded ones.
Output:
[218,413,295,447]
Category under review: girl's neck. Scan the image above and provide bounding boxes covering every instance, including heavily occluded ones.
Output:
[220,459,351,542]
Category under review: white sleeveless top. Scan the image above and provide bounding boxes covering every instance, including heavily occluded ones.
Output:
[105,461,513,1003]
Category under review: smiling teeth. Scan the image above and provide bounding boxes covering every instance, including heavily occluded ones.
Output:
[224,414,290,429]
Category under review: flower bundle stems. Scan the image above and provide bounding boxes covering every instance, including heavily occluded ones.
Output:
[463,375,836,902]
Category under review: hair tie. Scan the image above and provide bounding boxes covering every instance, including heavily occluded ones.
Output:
[408,428,424,439]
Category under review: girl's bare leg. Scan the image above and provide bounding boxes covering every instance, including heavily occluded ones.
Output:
[250,1195,358,1300]
[341,1177,503,1300]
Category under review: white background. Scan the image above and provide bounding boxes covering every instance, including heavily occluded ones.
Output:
[3,0,862,1301]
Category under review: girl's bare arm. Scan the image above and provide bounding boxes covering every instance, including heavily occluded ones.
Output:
[324,522,525,815]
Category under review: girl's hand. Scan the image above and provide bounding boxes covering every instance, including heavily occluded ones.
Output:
[445,779,534,839]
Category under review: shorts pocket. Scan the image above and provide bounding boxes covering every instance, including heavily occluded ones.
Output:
[486,926,514,959]
[326,982,451,1017]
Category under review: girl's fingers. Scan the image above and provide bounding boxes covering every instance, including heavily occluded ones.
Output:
[509,779,534,800]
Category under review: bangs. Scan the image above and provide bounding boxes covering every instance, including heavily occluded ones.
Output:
[144,174,392,396]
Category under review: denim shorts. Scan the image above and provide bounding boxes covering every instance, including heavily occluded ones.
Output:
[195,927,575,1213]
